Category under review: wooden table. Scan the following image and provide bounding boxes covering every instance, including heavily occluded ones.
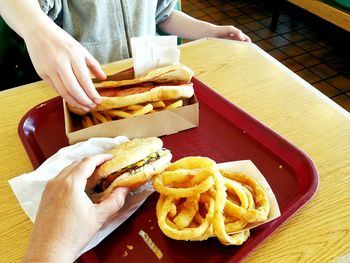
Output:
[271,0,350,32]
[1,38,350,263]
[288,0,350,32]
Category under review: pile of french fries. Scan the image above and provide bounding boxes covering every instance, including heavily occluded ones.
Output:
[81,99,184,128]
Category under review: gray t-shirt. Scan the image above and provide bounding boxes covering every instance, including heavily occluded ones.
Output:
[39,0,177,64]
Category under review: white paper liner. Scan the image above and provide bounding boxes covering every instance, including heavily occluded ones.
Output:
[218,160,281,231]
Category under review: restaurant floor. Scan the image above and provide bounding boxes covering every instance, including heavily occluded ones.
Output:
[182,0,350,112]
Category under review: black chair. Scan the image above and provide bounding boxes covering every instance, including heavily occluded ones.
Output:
[270,0,286,31]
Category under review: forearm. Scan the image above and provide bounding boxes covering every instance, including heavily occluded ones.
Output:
[21,236,75,263]
[158,10,218,40]
[0,0,53,39]
[21,219,78,263]
[22,248,75,263]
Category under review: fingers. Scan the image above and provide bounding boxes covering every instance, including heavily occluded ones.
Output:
[72,52,102,105]
[45,74,90,112]
[55,154,113,184]
[242,33,251,43]
[221,26,251,43]
[46,51,105,111]
[74,154,114,180]
[59,64,97,109]
[229,28,251,42]
[85,51,106,81]
[231,32,251,42]
[96,187,129,219]
[26,26,103,112]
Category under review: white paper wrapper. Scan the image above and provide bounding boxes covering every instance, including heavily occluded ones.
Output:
[131,35,180,78]
[8,136,155,257]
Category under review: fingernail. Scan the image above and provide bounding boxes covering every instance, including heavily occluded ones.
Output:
[89,103,96,109]
[82,106,90,112]
[104,153,114,160]
[93,98,101,104]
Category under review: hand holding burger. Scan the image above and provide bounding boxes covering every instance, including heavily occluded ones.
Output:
[86,137,172,203]
[22,137,171,262]
[22,154,129,263]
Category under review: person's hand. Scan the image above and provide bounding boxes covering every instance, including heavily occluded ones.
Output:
[22,154,129,263]
[158,10,251,43]
[213,25,251,42]
[23,17,106,112]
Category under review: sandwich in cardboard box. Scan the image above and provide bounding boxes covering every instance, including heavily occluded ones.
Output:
[64,36,199,144]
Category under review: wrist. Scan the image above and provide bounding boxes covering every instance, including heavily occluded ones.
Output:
[207,24,220,38]
[21,14,54,41]
[22,239,76,263]
[22,249,75,263]
[0,0,50,40]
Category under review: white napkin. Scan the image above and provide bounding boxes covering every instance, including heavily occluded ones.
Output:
[8,136,155,257]
[131,35,180,78]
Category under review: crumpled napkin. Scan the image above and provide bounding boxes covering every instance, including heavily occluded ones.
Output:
[131,35,180,78]
[8,136,155,256]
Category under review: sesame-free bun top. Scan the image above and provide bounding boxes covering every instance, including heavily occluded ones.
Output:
[93,64,194,89]
[86,137,164,190]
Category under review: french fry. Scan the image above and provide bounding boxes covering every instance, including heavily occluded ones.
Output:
[131,103,153,117]
[80,96,185,128]
[103,103,153,119]
[151,101,166,108]
[92,115,101,125]
[165,100,183,110]
[92,112,109,123]
[82,115,94,128]
[82,118,86,128]
[125,104,145,111]
[104,113,113,121]
[104,109,133,119]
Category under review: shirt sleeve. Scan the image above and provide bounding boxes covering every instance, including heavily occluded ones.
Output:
[38,0,62,21]
[156,0,178,24]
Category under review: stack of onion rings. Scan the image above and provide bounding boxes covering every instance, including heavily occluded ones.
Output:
[153,157,270,245]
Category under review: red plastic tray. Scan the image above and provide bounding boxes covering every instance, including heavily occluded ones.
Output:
[18,77,319,263]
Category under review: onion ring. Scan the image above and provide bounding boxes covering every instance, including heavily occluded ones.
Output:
[221,171,270,222]
[153,168,215,198]
[153,157,271,246]
[156,194,214,240]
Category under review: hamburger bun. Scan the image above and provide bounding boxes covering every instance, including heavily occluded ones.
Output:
[86,137,172,203]
[94,84,193,112]
[94,64,194,89]
[68,64,194,115]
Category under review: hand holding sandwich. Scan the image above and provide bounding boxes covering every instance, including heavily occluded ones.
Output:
[0,0,106,113]
[24,19,106,112]
[22,154,129,263]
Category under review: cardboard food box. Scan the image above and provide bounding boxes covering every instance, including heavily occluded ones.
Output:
[64,68,199,144]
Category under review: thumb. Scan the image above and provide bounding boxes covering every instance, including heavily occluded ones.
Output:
[95,187,129,220]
